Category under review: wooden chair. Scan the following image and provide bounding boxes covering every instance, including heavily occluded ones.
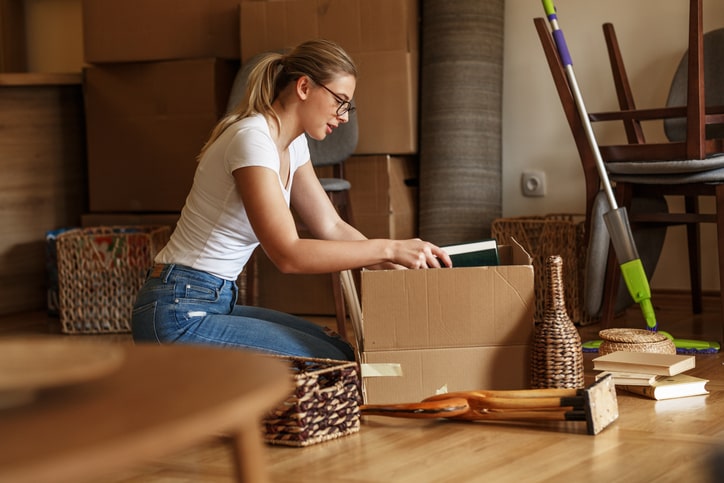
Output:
[534,0,724,343]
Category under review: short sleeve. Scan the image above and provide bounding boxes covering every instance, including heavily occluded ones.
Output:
[224,123,278,174]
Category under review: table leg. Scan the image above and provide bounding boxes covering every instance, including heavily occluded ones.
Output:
[228,424,270,483]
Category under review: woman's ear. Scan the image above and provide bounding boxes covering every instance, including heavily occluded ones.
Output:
[296,75,312,101]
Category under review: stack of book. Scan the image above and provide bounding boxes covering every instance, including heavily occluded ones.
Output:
[593,351,709,400]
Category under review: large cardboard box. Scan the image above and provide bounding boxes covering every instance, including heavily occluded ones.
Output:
[256,154,418,315]
[346,155,418,240]
[239,0,419,61]
[84,58,237,212]
[359,242,535,404]
[240,0,419,154]
[352,51,418,154]
[82,0,241,63]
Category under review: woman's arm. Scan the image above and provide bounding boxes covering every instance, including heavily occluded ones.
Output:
[290,162,402,270]
[235,164,451,274]
[289,162,365,242]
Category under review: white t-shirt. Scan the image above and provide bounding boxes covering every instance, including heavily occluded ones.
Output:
[155,114,310,280]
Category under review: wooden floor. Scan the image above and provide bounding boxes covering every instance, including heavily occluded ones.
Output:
[1,292,723,483]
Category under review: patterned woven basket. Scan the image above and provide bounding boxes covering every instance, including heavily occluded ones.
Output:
[56,225,170,334]
[491,214,596,325]
[264,357,361,447]
[598,328,676,355]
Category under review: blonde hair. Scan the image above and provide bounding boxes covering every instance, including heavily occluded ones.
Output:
[198,39,357,159]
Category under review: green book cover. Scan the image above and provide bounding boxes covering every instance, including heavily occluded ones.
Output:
[441,239,499,267]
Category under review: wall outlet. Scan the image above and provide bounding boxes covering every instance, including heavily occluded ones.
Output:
[521,170,546,197]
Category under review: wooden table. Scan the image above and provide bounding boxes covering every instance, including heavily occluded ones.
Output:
[0,340,291,483]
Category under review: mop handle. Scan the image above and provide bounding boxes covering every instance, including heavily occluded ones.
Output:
[540,0,618,210]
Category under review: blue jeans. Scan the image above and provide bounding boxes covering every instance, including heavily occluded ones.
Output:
[131,264,354,361]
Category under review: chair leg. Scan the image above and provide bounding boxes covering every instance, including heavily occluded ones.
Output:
[716,185,724,345]
[684,195,703,314]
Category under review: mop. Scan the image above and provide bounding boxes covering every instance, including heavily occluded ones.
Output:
[540,0,719,354]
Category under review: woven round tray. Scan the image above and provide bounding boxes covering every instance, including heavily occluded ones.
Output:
[598,328,676,355]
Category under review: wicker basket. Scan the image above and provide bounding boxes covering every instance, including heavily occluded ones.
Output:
[264,357,361,447]
[56,226,170,334]
[598,328,676,355]
[491,214,596,326]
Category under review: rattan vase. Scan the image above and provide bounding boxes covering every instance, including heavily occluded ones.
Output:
[530,255,585,389]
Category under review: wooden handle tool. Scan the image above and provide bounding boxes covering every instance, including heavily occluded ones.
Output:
[360,397,470,419]
[361,375,619,435]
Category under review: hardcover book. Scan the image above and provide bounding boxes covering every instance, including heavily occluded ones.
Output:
[621,374,709,400]
[595,371,663,387]
[440,239,499,267]
[592,351,695,376]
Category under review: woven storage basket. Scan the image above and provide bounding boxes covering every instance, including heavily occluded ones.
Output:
[56,226,170,334]
[491,214,595,326]
[264,357,361,447]
[598,328,676,355]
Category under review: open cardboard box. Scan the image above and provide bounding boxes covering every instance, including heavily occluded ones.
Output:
[342,239,535,404]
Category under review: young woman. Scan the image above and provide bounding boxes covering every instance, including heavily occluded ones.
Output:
[131,39,452,360]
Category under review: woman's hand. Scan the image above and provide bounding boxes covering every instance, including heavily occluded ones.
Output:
[390,239,451,269]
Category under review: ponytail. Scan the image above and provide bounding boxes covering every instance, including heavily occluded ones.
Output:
[198,39,357,160]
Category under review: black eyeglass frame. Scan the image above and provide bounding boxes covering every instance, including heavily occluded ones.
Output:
[315,82,356,116]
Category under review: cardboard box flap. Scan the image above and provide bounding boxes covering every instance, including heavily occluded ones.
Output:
[498,236,533,266]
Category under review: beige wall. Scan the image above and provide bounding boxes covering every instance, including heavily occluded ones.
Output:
[23,0,724,290]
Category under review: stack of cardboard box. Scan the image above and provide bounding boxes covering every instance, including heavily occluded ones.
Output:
[81,0,240,223]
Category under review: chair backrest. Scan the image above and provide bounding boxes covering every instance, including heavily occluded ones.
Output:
[665,27,724,142]
[226,52,358,171]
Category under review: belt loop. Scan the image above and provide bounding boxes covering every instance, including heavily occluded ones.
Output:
[161,264,175,283]
[149,263,174,281]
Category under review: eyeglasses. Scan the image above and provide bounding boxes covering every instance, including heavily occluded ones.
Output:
[316,82,356,116]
